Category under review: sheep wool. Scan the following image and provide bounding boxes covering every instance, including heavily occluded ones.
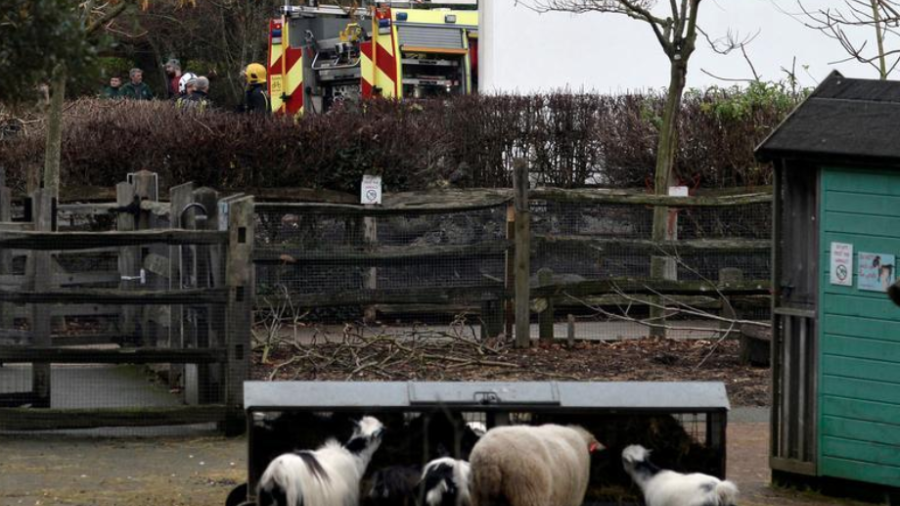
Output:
[421,457,471,506]
[622,445,739,506]
[259,416,384,506]
[469,424,599,506]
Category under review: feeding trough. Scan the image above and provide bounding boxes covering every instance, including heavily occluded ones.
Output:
[225,381,729,506]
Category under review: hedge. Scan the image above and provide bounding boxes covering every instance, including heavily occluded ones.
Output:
[0,84,800,194]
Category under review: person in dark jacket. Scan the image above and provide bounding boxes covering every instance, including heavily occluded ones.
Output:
[102,76,122,99]
[242,63,269,113]
[176,76,213,112]
[120,68,153,100]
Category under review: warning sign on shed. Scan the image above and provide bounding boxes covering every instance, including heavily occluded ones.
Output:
[830,242,853,287]
[361,175,382,205]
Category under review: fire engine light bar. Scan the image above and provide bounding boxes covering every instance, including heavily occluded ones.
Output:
[396,12,408,21]
[379,19,391,28]
[272,29,283,37]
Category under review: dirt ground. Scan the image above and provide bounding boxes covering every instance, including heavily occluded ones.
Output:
[0,420,876,506]
[256,337,771,406]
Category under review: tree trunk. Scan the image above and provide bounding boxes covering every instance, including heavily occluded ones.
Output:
[42,64,67,197]
[648,59,688,337]
[871,0,888,80]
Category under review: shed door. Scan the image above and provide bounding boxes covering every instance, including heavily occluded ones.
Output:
[819,167,900,487]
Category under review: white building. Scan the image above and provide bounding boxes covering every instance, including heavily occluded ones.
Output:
[479,0,889,93]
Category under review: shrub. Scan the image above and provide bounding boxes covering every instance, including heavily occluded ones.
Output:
[0,86,802,194]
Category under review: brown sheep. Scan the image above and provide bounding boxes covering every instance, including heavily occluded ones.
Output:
[469,424,603,506]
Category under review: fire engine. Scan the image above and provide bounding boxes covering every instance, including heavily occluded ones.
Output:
[267,1,479,115]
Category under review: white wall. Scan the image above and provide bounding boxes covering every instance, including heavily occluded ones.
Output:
[480,0,888,93]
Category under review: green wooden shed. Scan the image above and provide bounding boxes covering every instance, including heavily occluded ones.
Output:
[757,71,900,496]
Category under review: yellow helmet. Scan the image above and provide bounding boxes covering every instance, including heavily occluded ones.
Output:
[245,63,267,85]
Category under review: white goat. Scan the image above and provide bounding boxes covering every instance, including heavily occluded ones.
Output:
[469,424,602,506]
[421,457,471,506]
[622,445,739,506]
[258,416,385,506]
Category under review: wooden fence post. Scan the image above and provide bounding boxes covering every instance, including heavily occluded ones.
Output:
[116,181,139,344]
[225,196,254,436]
[538,268,554,345]
[0,183,13,331]
[649,191,679,338]
[567,314,576,348]
[193,187,220,405]
[29,190,54,407]
[132,171,161,348]
[513,159,531,349]
[719,267,744,339]
[363,211,378,322]
[504,204,515,340]
[169,182,195,391]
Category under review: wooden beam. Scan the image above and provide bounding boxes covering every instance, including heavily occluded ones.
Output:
[0,230,228,249]
[531,278,772,299]
[530,187,772,207]
[254,241,511,266]
[0,405,227,431]
[257,189,512,216]
[533,236,771,255]
[225,196,255,435]
[0,346,225,364]
[278,284,506,308]
[0,288,228,305]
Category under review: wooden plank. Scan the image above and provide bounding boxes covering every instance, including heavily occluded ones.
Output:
[822,416,900,448]
[824,191,900,218]
[531,187,772,207]
[256,189,512,216]
[195,188,222,405]
[0,405,227,431]
[505,204,515,339]
[823,211,900,237]
[225,196,255,435]
[0,230,228,249]
[821,355,900,385]
[822,436,900,468]
[0,222,34,232]
[513,159,531,349]
[821,396,900,426]
[820,456,900,488]
[2,272,121,288]
[823,294,900,320]
[0,288,228,305]
[0,346,225,364]
[822,334,900,361]
[253,241,510,266]
[769,163,783,461]
[0,185,13,330]
[531,278,771,299]
[363,208,378,322]
[822,376,900,406]
[770,456,817,476]
[774,307,816,318]
[533,235,771,255]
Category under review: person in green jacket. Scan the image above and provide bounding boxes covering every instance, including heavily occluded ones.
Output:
[120,68,153,100]
[101,76,122,99]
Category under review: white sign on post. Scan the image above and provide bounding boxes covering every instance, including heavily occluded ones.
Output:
[668,186,690,197]
[830,242,853,286]
[361,175,383,205]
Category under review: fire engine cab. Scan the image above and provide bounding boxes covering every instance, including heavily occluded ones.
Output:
[268,1,479,116]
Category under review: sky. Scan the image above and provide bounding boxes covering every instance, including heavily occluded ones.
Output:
[484,0,891,93]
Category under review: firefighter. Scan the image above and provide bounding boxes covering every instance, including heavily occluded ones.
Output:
[242,63,269,114]
[176,76,212,112]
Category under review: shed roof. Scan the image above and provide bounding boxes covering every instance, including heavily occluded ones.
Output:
[755,71,900,166]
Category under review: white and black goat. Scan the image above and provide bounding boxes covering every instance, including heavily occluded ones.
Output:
[258,416,385,506]
[622,445,739,506]
[420,457,471,506]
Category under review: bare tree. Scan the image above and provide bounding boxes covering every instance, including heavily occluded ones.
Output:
[791,0,900,79]
[41,0,135,196]
[522,0,703,336]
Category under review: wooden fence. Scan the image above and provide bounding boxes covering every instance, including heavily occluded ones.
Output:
[0,166,773,433]
[0,172,253,434]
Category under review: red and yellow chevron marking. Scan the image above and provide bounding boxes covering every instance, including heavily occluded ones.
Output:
[372,8,398,98]
[361,41,375,99]
[268,17,304,116]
